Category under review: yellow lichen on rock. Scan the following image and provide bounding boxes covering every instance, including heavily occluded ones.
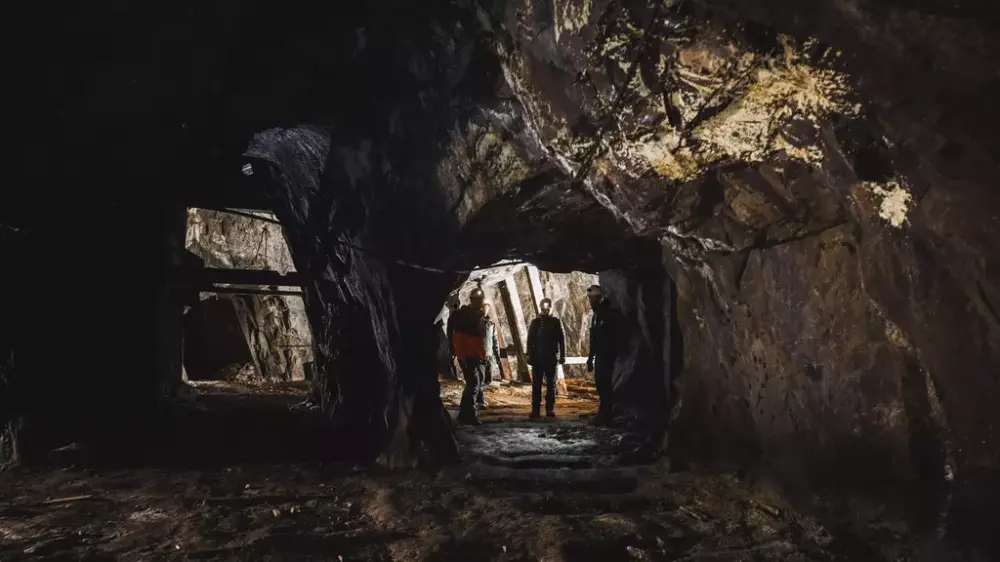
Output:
[691,62,858,165]
[884,319,912,350]
[611,37,859,181]
[554,0,592,43]
[861,179,913,228]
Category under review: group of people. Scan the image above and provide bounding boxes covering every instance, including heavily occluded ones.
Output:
[446,284,619,426]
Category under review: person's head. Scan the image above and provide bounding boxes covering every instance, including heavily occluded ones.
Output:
[539,298,553,316]
[586,285,603,308]
[470,286,485,313]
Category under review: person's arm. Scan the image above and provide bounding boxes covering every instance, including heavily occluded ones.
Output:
[526,318,539,364]
[446,313,456,357]
[557,319,566,364]
[587,317,596,371]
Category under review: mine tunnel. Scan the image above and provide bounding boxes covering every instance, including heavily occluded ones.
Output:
[4,1,999,560]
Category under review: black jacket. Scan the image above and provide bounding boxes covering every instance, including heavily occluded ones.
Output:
[527,314,565,366]
[588,299,621,362]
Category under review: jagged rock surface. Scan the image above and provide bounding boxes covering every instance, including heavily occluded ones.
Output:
[241,0,997,544]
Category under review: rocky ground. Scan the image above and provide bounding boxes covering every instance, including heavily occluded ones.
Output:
[1,380,921,562]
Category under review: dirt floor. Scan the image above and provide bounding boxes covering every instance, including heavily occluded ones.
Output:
[1,379,924,561]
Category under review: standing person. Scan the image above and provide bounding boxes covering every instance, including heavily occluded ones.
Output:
[443,295,461,380]
[526,298,566,418]
[433,319,458,381]
[478,303,503,409]
[586,285,619,425]
[451,287,488,425]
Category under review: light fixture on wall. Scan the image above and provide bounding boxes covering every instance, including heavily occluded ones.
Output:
[241,163,253,176]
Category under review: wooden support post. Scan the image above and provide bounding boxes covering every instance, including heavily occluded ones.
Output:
[201,286,304,297]
[171,267,305,288]
[526,265,545,309]
[493,312,514,381]
[500,277,531,381]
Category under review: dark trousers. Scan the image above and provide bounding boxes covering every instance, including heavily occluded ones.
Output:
[594,357,616,418]
[531,363,557,414]
[459,358,486,419]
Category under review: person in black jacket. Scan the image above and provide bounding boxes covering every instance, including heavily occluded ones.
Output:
[526,298,565,418]
[586,285,619,425]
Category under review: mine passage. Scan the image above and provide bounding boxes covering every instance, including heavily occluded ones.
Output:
[3,1,998,560]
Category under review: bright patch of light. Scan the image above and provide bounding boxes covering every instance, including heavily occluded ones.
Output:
[242,163,253,176]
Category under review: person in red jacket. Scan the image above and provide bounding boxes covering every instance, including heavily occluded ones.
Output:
[451,287,488,425]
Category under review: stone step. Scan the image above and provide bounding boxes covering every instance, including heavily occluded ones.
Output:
[465,466,639,494]
[474,453,599,470]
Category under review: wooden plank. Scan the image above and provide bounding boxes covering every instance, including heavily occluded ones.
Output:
[493,309,514,381]
[526,265,545,310]
[171,267,305,288]
[499,278,531,381]
[202,286,304,297]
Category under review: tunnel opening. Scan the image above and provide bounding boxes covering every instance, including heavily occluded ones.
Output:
[181,207,315,390]
[418,246,686,478]
[438,264,606,469]
[158,206,354,467]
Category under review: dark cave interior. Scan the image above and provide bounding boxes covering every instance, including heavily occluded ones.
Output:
[4,1,999,560]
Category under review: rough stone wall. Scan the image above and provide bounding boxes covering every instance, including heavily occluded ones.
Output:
[539,270,598,358]
[486,0,998,540]
[598,267,671,419]
[184,209,313,381]
[0,205,186,462]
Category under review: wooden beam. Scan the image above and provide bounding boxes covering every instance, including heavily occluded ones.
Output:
[526,265,545,310]
[493,308,514,381]
[170,267,305,288]
[499,278,531,381]
[201,286,304,297]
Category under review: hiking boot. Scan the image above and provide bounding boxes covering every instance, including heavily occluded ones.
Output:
[546,411,556,418]
[528,411,541,420]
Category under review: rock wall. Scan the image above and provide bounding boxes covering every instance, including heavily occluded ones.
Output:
[236,2,998,522]
[184,209,313,381]
[484,0,999,543]
[598,267,673,420]
[538,270,598,359]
